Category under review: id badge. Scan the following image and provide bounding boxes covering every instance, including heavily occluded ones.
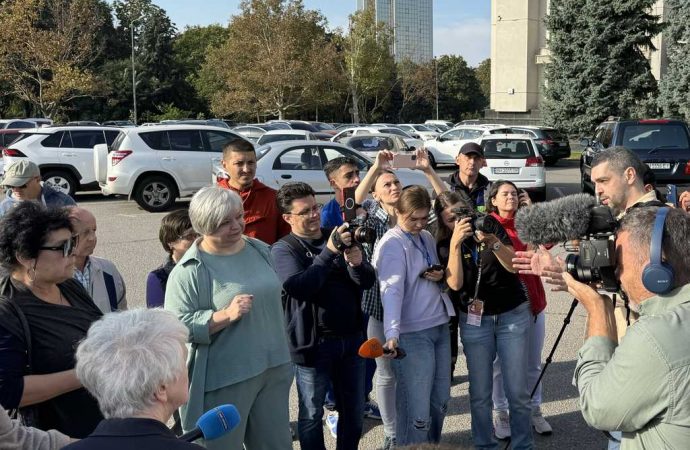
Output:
[467,300,484,327]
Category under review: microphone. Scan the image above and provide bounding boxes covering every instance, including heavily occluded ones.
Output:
[179,404,241,442]
[515,194,597,245]
[358,337,406,360]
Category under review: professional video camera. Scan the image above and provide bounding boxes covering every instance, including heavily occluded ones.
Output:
[450,206,502,236]
[332,187,375,251]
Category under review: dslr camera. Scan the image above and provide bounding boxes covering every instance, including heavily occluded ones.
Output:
[332,187,376,251]
[451,207,502,235]
[564,205,619,292]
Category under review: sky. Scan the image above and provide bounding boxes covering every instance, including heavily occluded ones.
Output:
[151,0,491,67]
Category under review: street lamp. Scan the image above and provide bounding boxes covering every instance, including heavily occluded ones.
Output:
[131,15,145,125]
[435,57,439,120]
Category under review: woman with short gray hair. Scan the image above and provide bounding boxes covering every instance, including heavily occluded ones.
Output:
[66,308,202,449]
[165,186,292,450]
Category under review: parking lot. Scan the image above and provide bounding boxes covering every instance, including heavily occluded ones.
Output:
[7,160,606,448]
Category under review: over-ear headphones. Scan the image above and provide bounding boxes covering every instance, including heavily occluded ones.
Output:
[641,207,674,294]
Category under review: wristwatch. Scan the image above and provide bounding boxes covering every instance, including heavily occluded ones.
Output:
[491,241,501,252]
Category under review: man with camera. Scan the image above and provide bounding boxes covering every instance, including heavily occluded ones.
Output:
[271,182,376,450]
[561,206,690,449]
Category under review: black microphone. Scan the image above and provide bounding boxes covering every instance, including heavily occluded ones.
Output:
[515,194,597,245]
[179,404,241,442]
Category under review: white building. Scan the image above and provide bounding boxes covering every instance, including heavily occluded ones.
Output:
[356,0,433,63]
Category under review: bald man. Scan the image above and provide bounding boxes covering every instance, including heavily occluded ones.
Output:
[69,207,127,313]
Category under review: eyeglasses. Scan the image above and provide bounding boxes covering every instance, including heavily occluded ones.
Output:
[39,235,77,258]
[290,204,323,217]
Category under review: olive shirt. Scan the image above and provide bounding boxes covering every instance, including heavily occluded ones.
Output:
[164,237,291,428]
[574,283,690,449]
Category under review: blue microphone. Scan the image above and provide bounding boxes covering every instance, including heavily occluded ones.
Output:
[179,404,241,442]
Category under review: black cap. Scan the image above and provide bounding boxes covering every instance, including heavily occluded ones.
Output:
[458,142,484,157]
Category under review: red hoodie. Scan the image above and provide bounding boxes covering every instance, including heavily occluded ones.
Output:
[491,212,547,315]
[217,178,290,245]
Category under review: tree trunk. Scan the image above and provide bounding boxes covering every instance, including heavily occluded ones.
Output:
[350,85,360,123]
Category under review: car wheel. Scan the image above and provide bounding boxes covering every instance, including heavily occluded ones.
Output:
[134,176,177,212]
[42,170,77,197]
[545,157,558,167]
[427,152,437,169]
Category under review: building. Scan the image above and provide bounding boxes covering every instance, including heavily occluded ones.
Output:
[488,0,668,123]
[356,0,433,63]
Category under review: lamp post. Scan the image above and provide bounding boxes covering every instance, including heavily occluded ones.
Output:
[131,15,144,125]
[435,57,439,120]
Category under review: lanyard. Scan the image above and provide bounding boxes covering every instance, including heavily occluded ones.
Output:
[403,231,432,266]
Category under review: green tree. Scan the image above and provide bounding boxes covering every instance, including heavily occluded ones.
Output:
[396,58,435,122]
[437,55,486,121]
[475,58,491,102]
[0,0,107,118]
[658,0,690,120]
[201,0,343,120]
[343,4,396,123]
[543,0,662,134]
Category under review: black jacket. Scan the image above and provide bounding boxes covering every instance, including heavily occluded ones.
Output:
[448,172,491,210]
[63,418,203,450]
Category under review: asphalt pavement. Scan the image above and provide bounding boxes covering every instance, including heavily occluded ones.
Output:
[39,159,607,449]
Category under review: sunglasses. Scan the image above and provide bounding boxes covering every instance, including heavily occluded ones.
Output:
[39,235,77,257]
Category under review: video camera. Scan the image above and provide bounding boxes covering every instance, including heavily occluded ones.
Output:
[331,187,375,251]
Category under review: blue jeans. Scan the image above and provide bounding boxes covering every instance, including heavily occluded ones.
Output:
[460,301,533,450]
[392,323,451,445]
[294,334,365,450]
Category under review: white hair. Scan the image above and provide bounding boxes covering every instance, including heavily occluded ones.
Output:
[75,308,189,419]
[189,186,243,235]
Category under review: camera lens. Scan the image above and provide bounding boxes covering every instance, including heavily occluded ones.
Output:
[353,226,376,245]
[565,253,595,283]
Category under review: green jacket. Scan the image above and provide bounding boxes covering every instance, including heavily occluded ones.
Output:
[574,283,690,449]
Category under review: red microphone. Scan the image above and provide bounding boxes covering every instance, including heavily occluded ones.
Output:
[358,337,406,359]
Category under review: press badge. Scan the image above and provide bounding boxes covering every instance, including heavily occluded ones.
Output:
[467,300,484,327]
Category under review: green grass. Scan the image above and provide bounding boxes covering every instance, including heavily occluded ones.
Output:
[567,150,582,160]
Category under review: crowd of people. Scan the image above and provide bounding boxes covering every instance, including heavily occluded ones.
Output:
[0,139,689,450]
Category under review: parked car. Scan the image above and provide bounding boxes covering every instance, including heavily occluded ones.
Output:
[103,120,136,127]
[231,123,285,143]
[256,129,332,146]
[479,134,546,201]
[307,122,337,136]
[66,121,101,126]
[396,124,440,141]
[425,119,455,129]
[0,119,39,129]
[510,125,571,166]
[340,134,411,159]
[165,119,231,129]
[3,126,121,196]
[332,126,423,148]
[0,129,22,177]
[94,125,249,211]
[580,118,690,193]
[424,125,513,166]
[214,140,430,202]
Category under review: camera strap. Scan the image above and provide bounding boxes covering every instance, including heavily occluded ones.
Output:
[403,231,432,266]
[471,253,483,304]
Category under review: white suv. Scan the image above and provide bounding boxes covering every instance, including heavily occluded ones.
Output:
[94,125,248,212]
[3,126,121,196]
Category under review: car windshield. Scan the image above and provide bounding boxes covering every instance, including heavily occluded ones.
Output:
[347,136,395,152]
[482,139,534,159]
[313,122,335,131]
[414,125,433,132]
[620,123,690,150]
[380,128,409,137]
[257,134,303,145]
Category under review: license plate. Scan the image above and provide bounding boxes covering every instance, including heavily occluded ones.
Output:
[559,142,568,147]
[647,163,671,170]
[493,167,520,174]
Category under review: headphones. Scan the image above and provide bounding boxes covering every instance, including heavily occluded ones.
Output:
[641,207,674,294]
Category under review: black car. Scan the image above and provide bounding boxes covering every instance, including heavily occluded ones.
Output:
[511,126,571,166]
[579,118,690,193]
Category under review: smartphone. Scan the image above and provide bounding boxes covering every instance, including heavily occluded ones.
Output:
[667,184,678,207]
[392,153,417,169]
[419,264,444,278]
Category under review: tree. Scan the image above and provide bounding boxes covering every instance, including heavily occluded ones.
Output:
[543,0,662,134]
[342,4,396,123]
[658,0,690,120]
[437,55,487,121]
[475,58,491,102]
[200,0,344,120]
[396,59,435,122]
[0,0,106,118]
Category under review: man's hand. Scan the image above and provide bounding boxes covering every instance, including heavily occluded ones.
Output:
[327,223,352,253]
[561,272,609,311]
[513,246,567,291]
[344,245,363,267]
[562,272,617,341]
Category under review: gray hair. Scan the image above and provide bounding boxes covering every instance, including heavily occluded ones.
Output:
[75,309,189,419]
[591,146,646,187]
[189,186,243,235]
[618,207,690,288]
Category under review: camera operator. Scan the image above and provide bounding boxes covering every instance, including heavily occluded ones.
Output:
[271,182,375,450]
[562,206,690,449]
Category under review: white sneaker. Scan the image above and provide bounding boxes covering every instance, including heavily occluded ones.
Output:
[532,407,553,435]
[325,411,338,439]
[493,410,511,439]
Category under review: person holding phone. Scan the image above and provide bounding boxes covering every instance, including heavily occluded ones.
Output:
[372,186,454,446]
[440,190,534,450]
